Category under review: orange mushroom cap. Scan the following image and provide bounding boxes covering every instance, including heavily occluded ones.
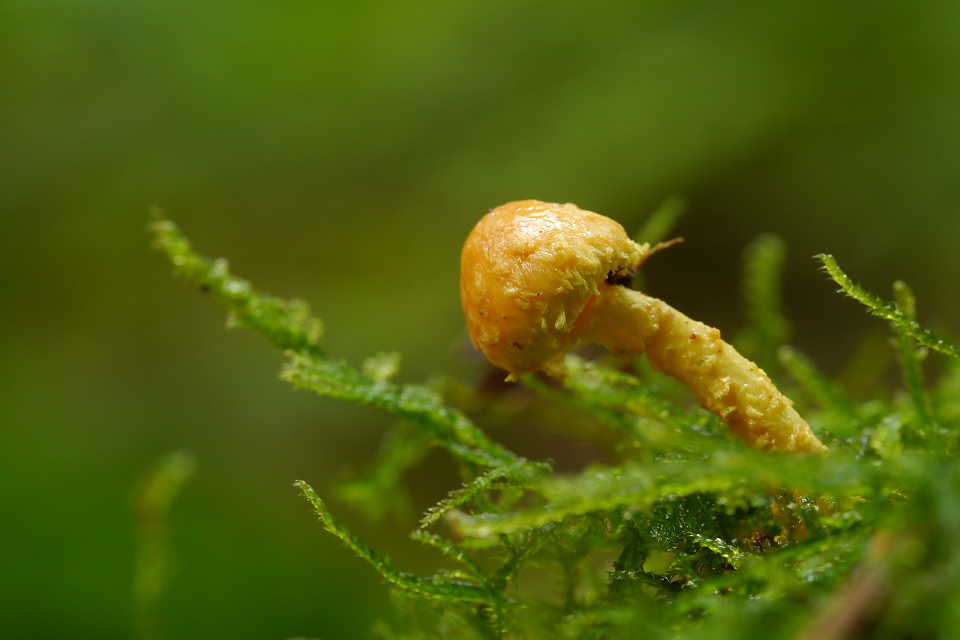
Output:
[460,200,649,379]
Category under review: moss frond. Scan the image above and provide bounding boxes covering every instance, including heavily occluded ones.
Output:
[281,352,516,468]
[150,214,516,471]
[295,480,498,605]
[419,460,551,530]
[150,212,324,355]
[892,281,934,435]
[817,253,959,359]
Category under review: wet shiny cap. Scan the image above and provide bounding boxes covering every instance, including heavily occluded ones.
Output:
[460,200,648,379]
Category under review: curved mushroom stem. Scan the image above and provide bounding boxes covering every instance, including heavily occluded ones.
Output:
[573,284,828,454]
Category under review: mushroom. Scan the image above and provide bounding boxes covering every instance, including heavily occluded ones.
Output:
[460,200,827,454]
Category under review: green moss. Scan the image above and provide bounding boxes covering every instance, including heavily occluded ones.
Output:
[153,214,960,639]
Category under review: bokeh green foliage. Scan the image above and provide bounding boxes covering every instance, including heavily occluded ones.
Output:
[153,214,960,639]
[134,451,197,640]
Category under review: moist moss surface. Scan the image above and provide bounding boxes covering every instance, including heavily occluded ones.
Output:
[153,212,960,639]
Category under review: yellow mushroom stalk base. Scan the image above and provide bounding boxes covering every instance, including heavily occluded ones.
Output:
[573,284,828,454]
[460,200,828,454]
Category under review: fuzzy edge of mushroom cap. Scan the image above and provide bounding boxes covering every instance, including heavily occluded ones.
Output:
[460,200,648,379]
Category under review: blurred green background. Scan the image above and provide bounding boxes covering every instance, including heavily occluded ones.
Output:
[3,1,960,637]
